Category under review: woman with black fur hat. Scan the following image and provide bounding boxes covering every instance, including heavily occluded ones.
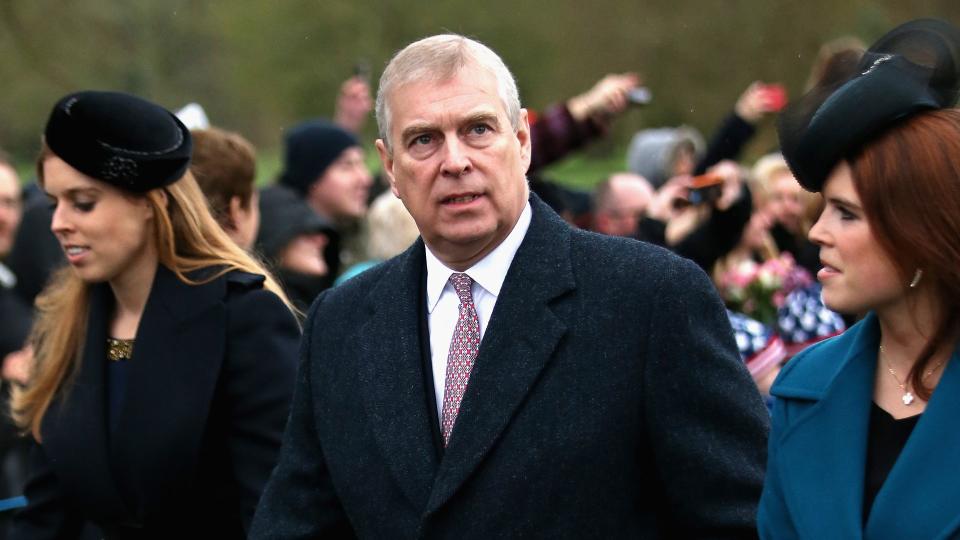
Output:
[759,19,960,538]
[8,91,300,538]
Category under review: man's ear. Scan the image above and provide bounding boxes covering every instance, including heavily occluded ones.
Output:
[516,108,532,172]
[376,139,400,197]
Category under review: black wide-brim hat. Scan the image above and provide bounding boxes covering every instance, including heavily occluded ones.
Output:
[778,18,960,192]
[44,90,192,193]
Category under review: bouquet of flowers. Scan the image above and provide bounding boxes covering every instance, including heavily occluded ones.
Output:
[717,254,813,326]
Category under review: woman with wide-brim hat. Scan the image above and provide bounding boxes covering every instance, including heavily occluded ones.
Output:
[759,19,960,539]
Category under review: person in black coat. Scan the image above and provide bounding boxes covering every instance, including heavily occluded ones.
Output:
[255,185,339,314]
[0,157,31,534]
[251,33,768,539]
[8,91,300,539]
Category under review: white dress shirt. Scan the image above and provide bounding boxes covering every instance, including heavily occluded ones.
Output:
[424,202,532,422]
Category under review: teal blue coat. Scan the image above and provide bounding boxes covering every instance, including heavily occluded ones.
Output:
[759,312,960,539]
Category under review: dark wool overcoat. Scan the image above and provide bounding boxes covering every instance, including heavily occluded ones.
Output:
[11,265,300,539]
[252,195,769,539]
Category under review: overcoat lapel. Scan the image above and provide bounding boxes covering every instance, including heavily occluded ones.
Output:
[776,316,878,540]
[865,346,960,540]
[109,265,227,512]
[426,197,575,514]
[356,240,440,512]
[41,283,129,519]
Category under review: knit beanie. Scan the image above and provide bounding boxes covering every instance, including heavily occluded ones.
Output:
[278,119,359,196]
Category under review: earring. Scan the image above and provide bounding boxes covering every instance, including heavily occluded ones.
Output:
[909,269,923,288]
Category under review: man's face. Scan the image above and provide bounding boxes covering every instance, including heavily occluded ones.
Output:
[376,65,531,270]
[0,165,22,258]
[307,146,373,222]
[596,174,652,237]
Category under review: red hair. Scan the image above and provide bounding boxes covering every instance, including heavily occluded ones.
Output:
[849,109,960,399]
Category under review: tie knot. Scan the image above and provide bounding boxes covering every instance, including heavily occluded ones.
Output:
[449,273,474,301]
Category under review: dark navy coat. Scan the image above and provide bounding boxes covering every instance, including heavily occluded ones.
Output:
[251,196,769,539]
[11,265,300,539]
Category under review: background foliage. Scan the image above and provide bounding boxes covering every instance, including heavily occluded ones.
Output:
[2,1,957,186]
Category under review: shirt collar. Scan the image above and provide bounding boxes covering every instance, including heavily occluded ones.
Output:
[425,201,532,313]
[0,262,14,289]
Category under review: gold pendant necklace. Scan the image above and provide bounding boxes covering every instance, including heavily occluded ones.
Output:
[879,345,942,406]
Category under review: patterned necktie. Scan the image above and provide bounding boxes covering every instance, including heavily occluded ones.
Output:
[441,273,481,446]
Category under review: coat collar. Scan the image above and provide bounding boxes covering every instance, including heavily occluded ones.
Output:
[772,313,960,539]
[42,265,231,518]
[355,194,576,516]
[355,237,439,512]
[424,201,532,312]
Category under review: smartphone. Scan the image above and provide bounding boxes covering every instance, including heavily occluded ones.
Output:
[353,61,371,82]
[760,83,788,112]
[627,87,652,106]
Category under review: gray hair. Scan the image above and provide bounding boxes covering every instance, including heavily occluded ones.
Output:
[625,126,705,189]
[375,34,521,152]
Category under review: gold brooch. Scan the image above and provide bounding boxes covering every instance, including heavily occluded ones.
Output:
[107,337,134,362]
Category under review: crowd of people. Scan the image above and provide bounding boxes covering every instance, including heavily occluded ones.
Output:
[0,17,958,539]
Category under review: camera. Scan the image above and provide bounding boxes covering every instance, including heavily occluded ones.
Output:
[687,173,724,206]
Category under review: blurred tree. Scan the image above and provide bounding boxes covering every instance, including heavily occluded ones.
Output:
[0,0,954,186]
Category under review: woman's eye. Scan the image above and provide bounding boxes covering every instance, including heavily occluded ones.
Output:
[74,201,95,212]
[837,206,856,220]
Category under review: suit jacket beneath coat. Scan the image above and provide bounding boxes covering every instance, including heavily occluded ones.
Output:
[251,195,769,539]
[759,312,960,540]
[10,265,300,539]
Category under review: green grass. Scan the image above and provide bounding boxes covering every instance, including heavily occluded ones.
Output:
[14,163,35,185]
[539,151,628,191]
[255,151,284,186]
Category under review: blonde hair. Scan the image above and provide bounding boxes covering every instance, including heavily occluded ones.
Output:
[365,192,420,261]
[12,153,293,439]
[751,152,791,193]
[743,177,780,262]
[751,152,821,237]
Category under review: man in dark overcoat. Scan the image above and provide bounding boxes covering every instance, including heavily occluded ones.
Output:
[251,33,769,539]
